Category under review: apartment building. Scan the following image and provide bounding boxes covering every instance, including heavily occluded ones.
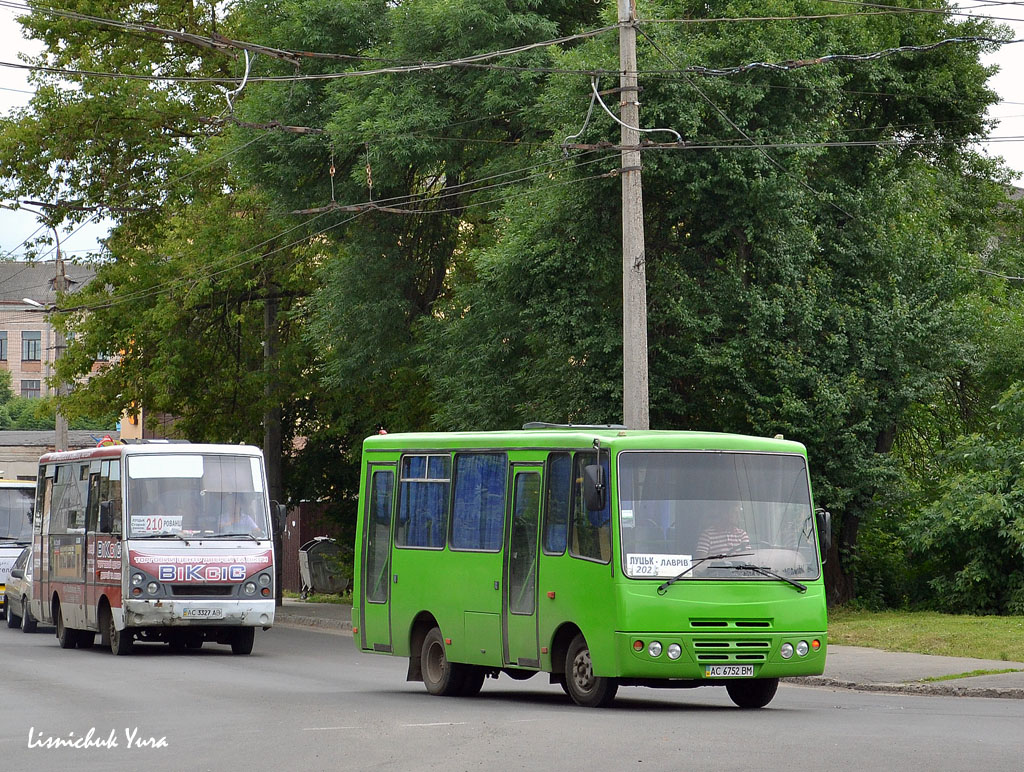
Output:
[0,260,96,398]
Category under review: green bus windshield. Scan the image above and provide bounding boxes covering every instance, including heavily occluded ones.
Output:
[617,451,819,581]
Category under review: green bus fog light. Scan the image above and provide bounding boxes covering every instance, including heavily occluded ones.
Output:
[780,642,794,659]
[796,640,810,657]
[667,644,682,660]
[648,641,662,657]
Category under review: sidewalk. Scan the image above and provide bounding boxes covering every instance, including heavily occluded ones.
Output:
[274,599,1024,699]
[794,644,1024,699]
[274,598,353,633]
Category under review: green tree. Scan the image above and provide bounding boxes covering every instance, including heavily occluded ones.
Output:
[3,0,1019,608]
[858,194,1024,611]
[1,2,325,512]
[904,383,1024,614]
[418,1,1008,603]
[0,368,12,405]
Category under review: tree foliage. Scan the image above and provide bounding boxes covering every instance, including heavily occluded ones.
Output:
[2,0,1022,605]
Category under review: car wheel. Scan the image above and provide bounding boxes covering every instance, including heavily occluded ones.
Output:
[21,598,36,633]
[4,595,18,628]
[564,633,618,707]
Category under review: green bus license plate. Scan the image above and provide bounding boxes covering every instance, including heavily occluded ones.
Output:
[705,665,754,678]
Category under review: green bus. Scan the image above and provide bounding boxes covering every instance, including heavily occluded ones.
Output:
[352,424,829,708]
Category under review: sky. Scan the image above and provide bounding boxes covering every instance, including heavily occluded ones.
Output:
[2,3,1024,260]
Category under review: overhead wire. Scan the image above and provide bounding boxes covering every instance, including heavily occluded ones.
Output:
[59,147,623,313]
[633,25,858,222]
[5,0,1020,308]
[40,144,617,312]
[639,2,1024,25]
[570,134,1024,152]
[13,132,270,265]
[3,32,1017,85]
[0,220,47,261]
[293,150,618,216]
[61,208,361,315]
[65,159,620,314]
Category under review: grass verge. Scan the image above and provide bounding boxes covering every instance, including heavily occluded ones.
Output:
[829,608,1024,661]
[920,668,1024,683]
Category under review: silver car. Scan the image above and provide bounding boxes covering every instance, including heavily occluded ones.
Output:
[4,547,37,633]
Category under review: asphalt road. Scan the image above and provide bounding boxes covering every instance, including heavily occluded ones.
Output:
[2,624,1023,771]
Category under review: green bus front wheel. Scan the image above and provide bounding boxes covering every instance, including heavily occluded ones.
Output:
[564,634,617,708]
[726,677,779,709]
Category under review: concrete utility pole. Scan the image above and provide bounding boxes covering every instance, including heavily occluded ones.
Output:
[53,235,69,452]
[618,0,650,430]
[263,274,285,607]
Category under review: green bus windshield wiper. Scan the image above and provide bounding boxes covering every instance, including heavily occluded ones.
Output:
[715,563,807,593]
[657,550,754,595]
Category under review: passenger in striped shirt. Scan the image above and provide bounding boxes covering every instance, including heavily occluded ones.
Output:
[696,503,750,557]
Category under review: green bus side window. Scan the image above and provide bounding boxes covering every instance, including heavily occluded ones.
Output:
[542,453,570,555]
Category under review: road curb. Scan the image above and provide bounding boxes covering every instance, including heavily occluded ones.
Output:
[274,615,352,632]
[274,613,1024,698]
[786,675,1024,700]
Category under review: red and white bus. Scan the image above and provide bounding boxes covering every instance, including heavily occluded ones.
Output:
[32,441,277,655]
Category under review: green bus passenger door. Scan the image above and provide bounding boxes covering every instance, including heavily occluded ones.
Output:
[360,465,395,653]
[503,466,542,668]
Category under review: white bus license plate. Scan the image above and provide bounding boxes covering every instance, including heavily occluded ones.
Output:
[705,665,754,678]
[182,608,224,619]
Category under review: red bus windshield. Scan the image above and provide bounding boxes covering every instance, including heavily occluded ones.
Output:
[125,454,269,539]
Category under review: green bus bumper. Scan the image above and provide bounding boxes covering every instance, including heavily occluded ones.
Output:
[611,631,827,680]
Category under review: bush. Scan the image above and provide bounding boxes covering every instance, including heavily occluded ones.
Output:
[904,384,1024,614]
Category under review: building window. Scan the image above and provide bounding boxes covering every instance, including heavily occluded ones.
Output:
[0,331,7,361]
[22,331,41,362]
[21,380,41,398]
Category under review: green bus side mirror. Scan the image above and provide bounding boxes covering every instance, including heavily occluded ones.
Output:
[815,508,832,563]
[583,465,606,512]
